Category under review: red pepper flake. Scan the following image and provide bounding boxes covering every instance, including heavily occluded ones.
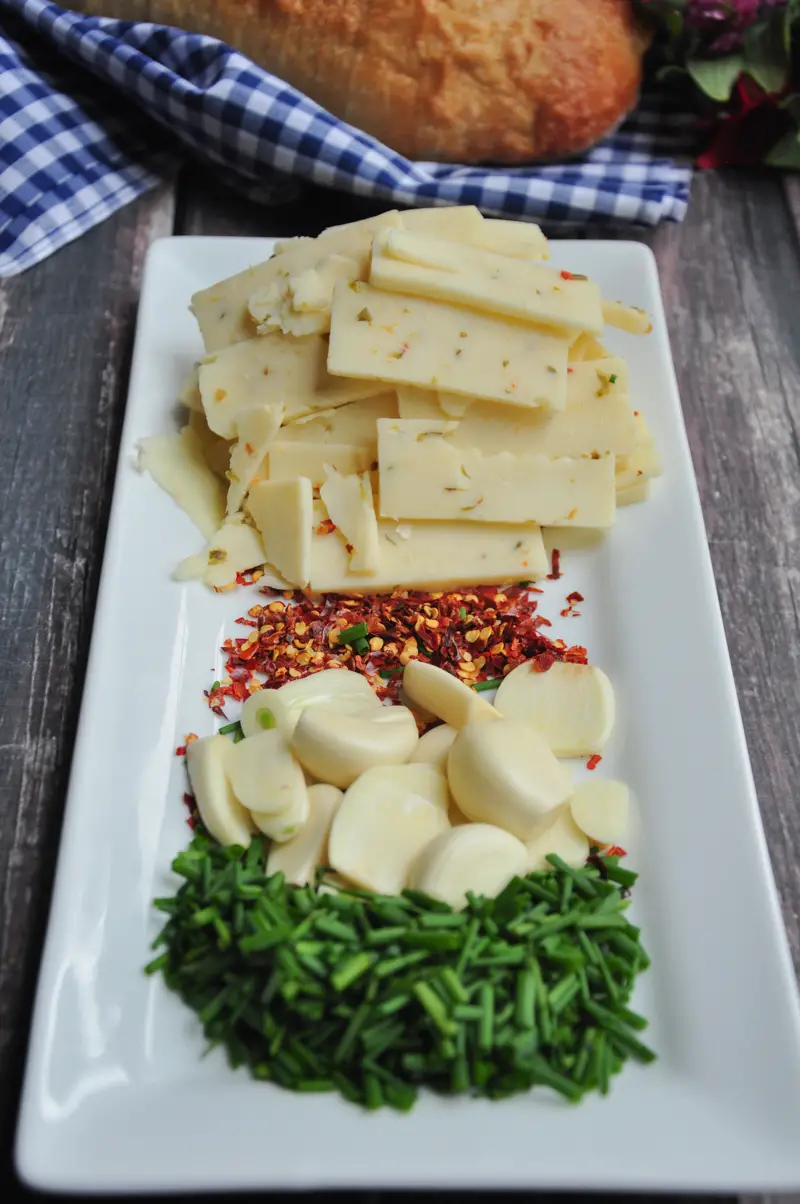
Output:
[316,518,337,536]
[560,270,575,280]
[532,651,556,672]
[547,548,562,580]
[567,367,574,374]
[586,754,602,771]
[175,745,187,757]
[606,845,627,858]
[208,583,588,710]
[560,590,584,618]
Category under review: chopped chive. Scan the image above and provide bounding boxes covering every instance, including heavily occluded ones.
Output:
[218,720,242,737]
[473,677,502,693]
[338,622,368,646]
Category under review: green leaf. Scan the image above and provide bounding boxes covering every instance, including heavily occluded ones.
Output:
[785,0,800,52]
[765,129,800,170]
[743,19,789,96]
[686,55,744,103]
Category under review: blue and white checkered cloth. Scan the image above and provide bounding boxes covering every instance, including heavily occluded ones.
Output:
[0,0,696,278]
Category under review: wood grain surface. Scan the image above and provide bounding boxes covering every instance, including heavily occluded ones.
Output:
[1,166,799,1204]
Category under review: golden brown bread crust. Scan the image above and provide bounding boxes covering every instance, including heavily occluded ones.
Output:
[71,0,648,163]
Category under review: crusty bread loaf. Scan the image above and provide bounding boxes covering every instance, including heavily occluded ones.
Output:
[71,1,649,163]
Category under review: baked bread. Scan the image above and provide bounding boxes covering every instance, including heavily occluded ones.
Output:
[71,1,649,163]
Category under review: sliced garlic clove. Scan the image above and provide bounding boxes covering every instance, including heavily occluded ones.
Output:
[409,823,527,910]
[409,723,457,773]
[266,784,343,884]
[292,704,419,789]
[494,661,615,757]
[402,660,498,730]
[227,728,308,817]
[252,779,311,843]
[525,805,589,871]
[240,668,380,739]
[569,779,629,848]
[328,765,450,895]
[185,735,254,847]
[447,717,572,840]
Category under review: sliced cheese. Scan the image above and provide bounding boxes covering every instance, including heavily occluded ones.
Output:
[377,420,617,527]
[199,332,384,438]
[569,332,611,362]
[191,211,404,351]
[277,392,397,446]
[400,206,485,240]
[248,253,361,337]
[617,479,651,506]
[568,357,628,403]
[319,465,380,573]
[396,386,444,421]
[178,363,203,412]
[247,477,313,587]
[471,218,549,261]
[137,426,226,540]
[202,515,266,588]
[450,395,635,459]
[308,507,547,593]
[187,409,234,480]
[616,411,662,490]
[371,229,603,334]
[328,281,571,410]
[227,403,283,514]
[269,441,374,486]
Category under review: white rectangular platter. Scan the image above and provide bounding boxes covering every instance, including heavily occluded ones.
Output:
[15,236,800,1193]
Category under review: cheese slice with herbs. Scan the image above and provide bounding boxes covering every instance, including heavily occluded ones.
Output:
[137,426,226,540]
[269,441,375,486]
[451,394,635,459]
[328,281,570,409]
[616,412,662,490]
[370,229,603,334]
[202,516,267,589]
[378,419,616,527]
[226,404,283,514]
[199,332,385,438]
[277,393,397,446]
[320,466,380,574]
[191,212,404,351]
[396,386,443,421]
[470,218,549,260]
[247,477,314,587]
[400,206,485,240]
[308,507,547,593]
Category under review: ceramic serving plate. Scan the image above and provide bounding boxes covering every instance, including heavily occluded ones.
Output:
[15,236,800,1193]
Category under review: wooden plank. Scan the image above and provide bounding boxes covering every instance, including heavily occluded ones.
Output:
[0,183,175,1194]
[648,171,800,972]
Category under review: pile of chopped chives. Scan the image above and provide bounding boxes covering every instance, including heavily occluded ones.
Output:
[146,834,654,1110]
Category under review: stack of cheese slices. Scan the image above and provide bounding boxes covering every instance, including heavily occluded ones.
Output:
[138,206,661,593]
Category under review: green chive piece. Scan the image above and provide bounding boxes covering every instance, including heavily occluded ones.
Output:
[218,720,242,737]
[338,622,368,646]
[472,677,502,693]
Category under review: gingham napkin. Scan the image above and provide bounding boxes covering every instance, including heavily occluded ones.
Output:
[0,0,696,278]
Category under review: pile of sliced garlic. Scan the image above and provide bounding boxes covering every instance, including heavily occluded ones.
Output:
[185,660,630,911]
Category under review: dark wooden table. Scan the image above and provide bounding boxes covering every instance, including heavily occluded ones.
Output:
[1,166,799,1204]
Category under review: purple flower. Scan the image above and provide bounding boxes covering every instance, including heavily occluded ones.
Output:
[685,0,785,52]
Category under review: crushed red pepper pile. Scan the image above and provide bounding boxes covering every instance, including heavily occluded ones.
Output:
[205,580,588,717]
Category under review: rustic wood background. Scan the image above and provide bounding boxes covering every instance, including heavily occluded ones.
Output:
[1,166,799,1204]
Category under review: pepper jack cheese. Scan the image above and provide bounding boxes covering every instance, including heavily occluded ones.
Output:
[319,465,380,574]
[226,403,283,514]
[198,332,385,438]
[268,441,374,486]
[277,392,397,446]
[371,229,604,334]
[327,281,571,409]
[307,506,547,593]
[190,211,405,351]
[247,477,313,587]
[377,420,616,527]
